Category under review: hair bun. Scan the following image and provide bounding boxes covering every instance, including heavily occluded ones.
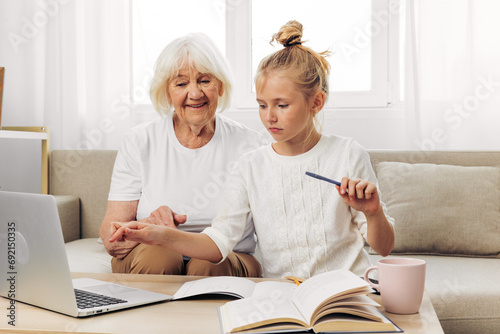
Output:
[272,20,303,47]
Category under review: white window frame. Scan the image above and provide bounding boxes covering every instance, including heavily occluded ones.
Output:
[227,0,398,111]
[130,0,402,118]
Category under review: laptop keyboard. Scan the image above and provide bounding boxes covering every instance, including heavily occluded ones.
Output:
[74,289,128,310]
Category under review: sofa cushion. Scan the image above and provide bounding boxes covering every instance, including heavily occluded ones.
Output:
[375,161,500,257]
[50,150,117,238]
[65,238,112,273]
[368,254,500,334]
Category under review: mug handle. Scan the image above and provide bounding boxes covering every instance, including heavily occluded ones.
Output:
[364,265,380,290]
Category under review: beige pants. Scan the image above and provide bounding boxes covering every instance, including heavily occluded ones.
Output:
[111,244,262,277]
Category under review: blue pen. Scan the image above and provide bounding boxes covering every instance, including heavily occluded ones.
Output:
[305,171,342,187]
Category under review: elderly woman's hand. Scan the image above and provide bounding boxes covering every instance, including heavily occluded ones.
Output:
[104,206,186,257]
[142,206,187,229]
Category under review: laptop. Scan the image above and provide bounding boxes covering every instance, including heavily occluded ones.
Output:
[0,191,172,317]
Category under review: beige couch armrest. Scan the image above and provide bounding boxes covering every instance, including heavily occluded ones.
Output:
[50,150,117,238]
[54,195,80,243]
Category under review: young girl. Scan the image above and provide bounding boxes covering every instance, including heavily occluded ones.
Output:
[110,21,395,279]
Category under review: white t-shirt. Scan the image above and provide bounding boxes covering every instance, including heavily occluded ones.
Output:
[203,134,395,278]
[108,113,268,253]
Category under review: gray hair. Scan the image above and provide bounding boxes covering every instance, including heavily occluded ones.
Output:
[150,33,233,116]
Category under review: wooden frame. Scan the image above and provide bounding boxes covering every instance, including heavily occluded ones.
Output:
[0,67,4,129]
[0,67,49,194]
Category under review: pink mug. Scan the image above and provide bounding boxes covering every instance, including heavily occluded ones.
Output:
[364,258,426,314]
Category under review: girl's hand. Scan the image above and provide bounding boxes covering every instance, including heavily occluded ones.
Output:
[336,177,380,215]
[109,221,164,245]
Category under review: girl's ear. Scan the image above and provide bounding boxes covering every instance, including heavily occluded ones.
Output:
[310,90,326,115]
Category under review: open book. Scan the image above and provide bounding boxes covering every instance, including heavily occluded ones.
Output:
[216,269,402,333]
[173,275,264,300]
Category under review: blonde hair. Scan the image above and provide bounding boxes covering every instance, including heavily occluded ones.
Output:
[255,20,331,131]
[149,33,233,116]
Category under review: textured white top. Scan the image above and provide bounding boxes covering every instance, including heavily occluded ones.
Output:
[203,134,394,278]
[108,114,267,253]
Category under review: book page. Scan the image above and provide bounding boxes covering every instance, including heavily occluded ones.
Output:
[252,281,298,298]
[313,295,380,320]
[219,282,308,333]
[312,303,384,325]
[312,310,401,333]
[292,269,372,323]
[173,276,256,300]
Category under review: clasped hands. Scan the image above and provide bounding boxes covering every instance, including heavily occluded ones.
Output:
[109,206,186,245]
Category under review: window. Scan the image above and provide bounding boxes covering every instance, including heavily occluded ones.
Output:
[132,0,401,116]
[252,1,373,92]
[132,0,225,107]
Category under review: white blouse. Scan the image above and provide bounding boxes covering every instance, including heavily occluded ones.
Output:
[203,134,394,278]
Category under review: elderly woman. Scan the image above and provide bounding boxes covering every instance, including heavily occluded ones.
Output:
[99,33,266,277]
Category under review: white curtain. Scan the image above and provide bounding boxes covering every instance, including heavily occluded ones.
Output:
[0,0,131,150]
[405,0,500,150]
[3,1,500,151]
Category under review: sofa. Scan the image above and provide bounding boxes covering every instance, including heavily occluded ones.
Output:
[49,149,500,334]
